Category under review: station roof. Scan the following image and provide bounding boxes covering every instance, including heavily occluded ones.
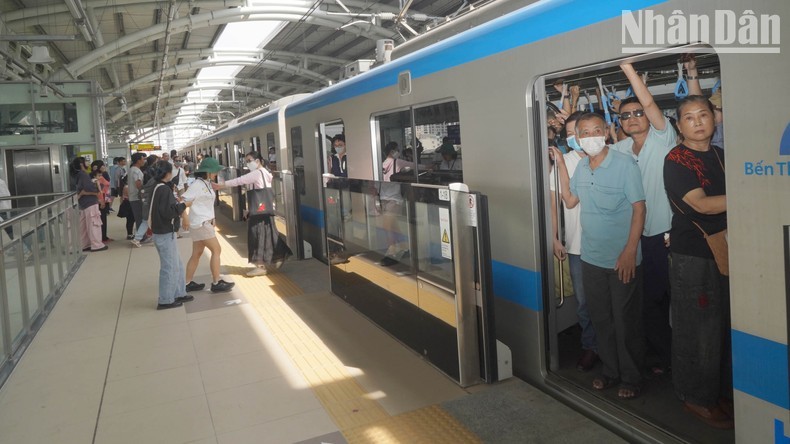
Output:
[0,0,486,149]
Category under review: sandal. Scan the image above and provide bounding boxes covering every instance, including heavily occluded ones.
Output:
[618,383,642,399]
[592,376,619,390]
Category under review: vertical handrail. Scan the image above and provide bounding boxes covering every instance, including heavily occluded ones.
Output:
[554,166,566,308]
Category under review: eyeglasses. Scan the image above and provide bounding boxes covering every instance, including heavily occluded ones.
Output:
[620,110,645,120]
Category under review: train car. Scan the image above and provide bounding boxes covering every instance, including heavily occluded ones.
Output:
[188,0,790,442]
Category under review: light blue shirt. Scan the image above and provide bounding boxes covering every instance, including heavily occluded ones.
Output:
[570,149,645,269]
[610,116,676,236]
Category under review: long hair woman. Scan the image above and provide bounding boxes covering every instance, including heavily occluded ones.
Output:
[148,160,194,310]
[211,151,276,276]
[71,157,106,252]
[182,157,235,293]
[91,160,112,242]
[663,95,731,429]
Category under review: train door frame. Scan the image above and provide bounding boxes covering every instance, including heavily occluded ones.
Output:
[533,46,728,444]
[317,120,346,263]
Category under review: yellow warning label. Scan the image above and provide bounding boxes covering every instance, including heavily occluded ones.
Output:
[442,230,449,243]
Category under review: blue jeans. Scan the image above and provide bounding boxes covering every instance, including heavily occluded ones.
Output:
[569,254,597,352]
[134,219,148,241]
[153,233,185,304]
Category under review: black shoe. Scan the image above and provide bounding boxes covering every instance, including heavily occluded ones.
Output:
[91,245,109,252]
[157,301,183,310]
[175,295,194,303]
[185,281,206,292]
[126,234,134,240]
[210,280,235,293]
[576,350,599,372]
[82,247,91,252]
[378,256,398,267]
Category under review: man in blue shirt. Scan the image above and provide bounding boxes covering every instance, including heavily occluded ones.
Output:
[554,112,646,399]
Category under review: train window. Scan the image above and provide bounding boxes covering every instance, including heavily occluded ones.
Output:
[372,100,461,185]
[266,132,275,150]
[318,120,345,177]
[290,126,305,195]
[537,49,725,443]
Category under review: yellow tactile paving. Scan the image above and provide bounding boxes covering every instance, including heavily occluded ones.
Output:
[212,229,480,440]
[343,405,481,444]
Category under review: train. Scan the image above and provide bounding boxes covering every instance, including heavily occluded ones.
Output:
[186,0,790,442]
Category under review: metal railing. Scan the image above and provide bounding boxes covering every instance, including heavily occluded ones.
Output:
[0,192,83,388]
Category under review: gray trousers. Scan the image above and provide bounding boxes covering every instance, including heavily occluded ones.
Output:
[582,261,645,386]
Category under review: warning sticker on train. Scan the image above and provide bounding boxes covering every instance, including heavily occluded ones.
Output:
[439,208,452,260]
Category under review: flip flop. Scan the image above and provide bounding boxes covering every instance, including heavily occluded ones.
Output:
[592,376,619,390]
[618,383,642,399]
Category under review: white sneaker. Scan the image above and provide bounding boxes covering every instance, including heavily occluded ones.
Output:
[245,267,268,277]
[130,239,141,248]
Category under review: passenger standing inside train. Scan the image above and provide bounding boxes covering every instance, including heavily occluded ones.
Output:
[437,148,462,171]
[610,62,677,376]
[683,54,724,150]
[379,142,415,266]
[212,151,277,277]
[71,157,107,252]
[663,96,732,429]
[147,160,194,310]
[128,153,147,242]
[554,112,646,399]
[330,135,347,178]
[183,157,235,293]
[549,111,598,372]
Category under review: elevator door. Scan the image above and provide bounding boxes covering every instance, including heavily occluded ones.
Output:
[6,149,54,208]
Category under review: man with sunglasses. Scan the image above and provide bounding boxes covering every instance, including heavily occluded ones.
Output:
[610,63,678,377]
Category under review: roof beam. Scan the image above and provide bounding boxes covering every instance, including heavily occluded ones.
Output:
[105,48,349,68]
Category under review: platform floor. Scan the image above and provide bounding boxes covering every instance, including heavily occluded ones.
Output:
[0,204,624,444]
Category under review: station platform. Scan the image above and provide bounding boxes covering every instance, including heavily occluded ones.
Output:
[0,206,624,444]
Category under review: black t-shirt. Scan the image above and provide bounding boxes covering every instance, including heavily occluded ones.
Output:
[663,144,726,258]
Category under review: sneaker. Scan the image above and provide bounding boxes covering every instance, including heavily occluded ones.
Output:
[175,295,194,303]
[157,301,183,310]
[378,256,398,267]
[246,267,268,277]
[141,236,153,244]
[185,281,205,292]
[130,239,142,248]
[91,245,109,252]
[126,234,134,240]
[210,280,235,293]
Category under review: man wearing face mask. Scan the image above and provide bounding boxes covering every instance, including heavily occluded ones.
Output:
[555,112,646,400]
[330,134,347,178]
[610,63,678,377]
[549,111,598,372]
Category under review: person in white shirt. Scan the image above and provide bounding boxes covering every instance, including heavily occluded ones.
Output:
[181,157,234,293]
[212,151,277,276]
[437,149,462,171]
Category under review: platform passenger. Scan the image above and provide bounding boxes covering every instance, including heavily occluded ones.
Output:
[71,157,107,253]
[212,151,277,277]
[554,112,646,399]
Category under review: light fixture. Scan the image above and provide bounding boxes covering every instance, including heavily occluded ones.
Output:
[27,46,55,64]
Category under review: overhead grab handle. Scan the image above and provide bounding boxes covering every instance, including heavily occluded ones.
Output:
[596,77,612,125]
[674,62,689,100]
[712,78,721,94]
[583,90,594,112]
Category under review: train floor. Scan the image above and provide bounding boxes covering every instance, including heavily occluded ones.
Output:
[0,203,624,443]
[555,325,735,444]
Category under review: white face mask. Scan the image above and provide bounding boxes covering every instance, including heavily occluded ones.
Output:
[391,151,400,159]
[246,161,258,170]
[336,146,345,154]
[579,136,607,157]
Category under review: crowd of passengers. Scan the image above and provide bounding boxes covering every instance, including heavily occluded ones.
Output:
[548,55,731,429]
[69,149,289,311]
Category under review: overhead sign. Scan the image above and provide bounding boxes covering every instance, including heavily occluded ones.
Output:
[130,143,157,151]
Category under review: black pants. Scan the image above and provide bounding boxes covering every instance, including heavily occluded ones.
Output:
[582,261,645,386]
[125,214,135,236]
[670,252,732,406]
[130,200,143,232]
[99,204,110,240]
[641,233,672,369]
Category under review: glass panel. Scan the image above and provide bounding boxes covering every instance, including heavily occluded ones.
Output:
[22,226,39,318]
[413,188,455,289]
[0,102,78,135]
[373,109,415,182]
[414,101,462,185]
[3,237,26,344]
[290,127,305,196]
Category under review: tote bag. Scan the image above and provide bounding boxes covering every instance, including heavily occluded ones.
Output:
[247,170,275,216]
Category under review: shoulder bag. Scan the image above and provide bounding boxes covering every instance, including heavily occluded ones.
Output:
[247,170,275,216]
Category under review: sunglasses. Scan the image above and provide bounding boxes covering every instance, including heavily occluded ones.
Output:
[620,110,645,120]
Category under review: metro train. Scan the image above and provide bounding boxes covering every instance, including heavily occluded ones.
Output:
[188,0,790,442]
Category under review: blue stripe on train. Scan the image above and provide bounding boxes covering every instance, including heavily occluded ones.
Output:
[287,0,668,117]
[300,205,324,229]
[732,329,790,410]
[492,260,542,312]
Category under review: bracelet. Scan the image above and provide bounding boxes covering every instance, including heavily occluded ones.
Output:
[686,75,698,80]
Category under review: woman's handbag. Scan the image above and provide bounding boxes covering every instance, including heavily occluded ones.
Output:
[117,199,131,218]
[247,170,275,216]
[670,199,729,276]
